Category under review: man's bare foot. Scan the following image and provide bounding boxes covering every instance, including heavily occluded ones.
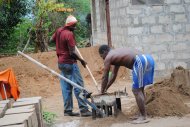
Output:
[130,116,149,124]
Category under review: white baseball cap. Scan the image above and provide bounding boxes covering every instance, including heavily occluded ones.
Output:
[65,15,78,26]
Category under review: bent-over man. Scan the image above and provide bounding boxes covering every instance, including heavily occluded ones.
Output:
[99,45,154,124]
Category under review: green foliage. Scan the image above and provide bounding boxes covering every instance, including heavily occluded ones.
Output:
[0,18,33,54]
[0,0,28,51]
[56,0,91,47]
[43,110,57,125]
[34,0,64,29]
[0,0,91,54]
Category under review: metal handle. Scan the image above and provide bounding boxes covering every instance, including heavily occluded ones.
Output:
[75,46,100,93]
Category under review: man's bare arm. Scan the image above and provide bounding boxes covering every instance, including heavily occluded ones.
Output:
[105,65,120,92]
[101,60,111,93]
[69,46,87,68]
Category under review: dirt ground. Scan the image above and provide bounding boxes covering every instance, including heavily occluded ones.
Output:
[0,46,190,127]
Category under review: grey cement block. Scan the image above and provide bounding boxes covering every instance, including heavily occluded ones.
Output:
[5,111,37,127]
[5,105,35,115]
[13,99,43,127]
[6,124,26,127]
[17,97,42,102]
[0,100,10,104]
[0,107,3,118]
[0,103,8,118]
[0,99,13,108]
[0,113,33,127]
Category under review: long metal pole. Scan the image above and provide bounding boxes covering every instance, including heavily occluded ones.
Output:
[75,46,100,93]
[17,51,85,91]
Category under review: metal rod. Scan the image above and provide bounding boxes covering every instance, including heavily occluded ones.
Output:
[17,51,85,91]
[2,83,8,100]
[75,46,100,93]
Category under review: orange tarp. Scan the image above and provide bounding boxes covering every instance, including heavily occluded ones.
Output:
[0,68,20,100]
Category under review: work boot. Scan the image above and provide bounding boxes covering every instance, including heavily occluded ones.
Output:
[64,110,80,116]
[80,109,92,117]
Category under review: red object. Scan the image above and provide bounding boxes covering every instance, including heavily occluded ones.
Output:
[0,68,20,100]
[52,27,77,64]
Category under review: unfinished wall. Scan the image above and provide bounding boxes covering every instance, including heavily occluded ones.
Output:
[91,0,190,78]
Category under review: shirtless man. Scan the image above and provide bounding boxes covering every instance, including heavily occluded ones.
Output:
[98,45,155,124]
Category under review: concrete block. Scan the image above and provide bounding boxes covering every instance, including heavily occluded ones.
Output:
[5,105,35,115]
[0,100,10,104]
[119,8,126,16]
[156,34,173,42]
[142,16,156,24]
[175,14,187,23]
[144,44,167,53]
[176,34,190,41]
[185,24,190,32]
[160,53,175,60]
[0,112,36,127]
[142,35,156,43]
[0,107,3,118]
[184,0,190,4]
[170,43,188,51]
[0,99,12,108]
[0,103,8,118]
[166,0,181,4]
[151,25,163,33]
[17,97,42,102]
[5,106,38,127]
[173,24,182,32]
[6,124,26,127]
[170,5,185,13]
[13,98,43,127]
[127,8,142,15]
[188,4,190,12]
[133,17,139,25]
[152,6,164,14]
[128,27,143,35]
[176,53,190,59]
[159,16,171,24]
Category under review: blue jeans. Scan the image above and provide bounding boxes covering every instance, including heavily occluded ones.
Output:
[58,63,88,112]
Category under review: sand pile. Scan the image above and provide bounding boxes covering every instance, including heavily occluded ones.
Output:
[145,66,190,117]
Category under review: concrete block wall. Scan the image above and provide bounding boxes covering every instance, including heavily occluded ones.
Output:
[91,0,190,78]
[91,0,107,44]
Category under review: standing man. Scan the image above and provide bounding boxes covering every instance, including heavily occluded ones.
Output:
[98,45,154,124]
[50,15,91,117]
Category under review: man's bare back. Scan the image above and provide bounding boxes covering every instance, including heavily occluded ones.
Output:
[105,48,142,69]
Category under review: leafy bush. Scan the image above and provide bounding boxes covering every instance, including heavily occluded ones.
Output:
[0,0,28,52]
[0,18,33,54]
[43,110,57,126]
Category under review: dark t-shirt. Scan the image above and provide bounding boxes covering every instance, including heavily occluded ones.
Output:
[52,27,77,64]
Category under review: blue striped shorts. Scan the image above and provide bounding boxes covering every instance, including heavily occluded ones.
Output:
[132,54,155,89]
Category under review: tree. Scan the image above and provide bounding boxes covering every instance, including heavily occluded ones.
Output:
[58,0,91,46]
[33,0,64,52]
[0,0,28,52]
